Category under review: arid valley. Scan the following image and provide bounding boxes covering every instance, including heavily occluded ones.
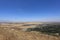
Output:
[0,22,60,40]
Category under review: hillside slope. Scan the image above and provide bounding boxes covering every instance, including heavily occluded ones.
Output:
[0,27,60,40]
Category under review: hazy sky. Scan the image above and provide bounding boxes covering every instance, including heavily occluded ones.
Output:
[0,0,60,22]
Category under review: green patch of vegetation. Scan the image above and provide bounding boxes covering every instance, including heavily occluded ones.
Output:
[26,24,60,36]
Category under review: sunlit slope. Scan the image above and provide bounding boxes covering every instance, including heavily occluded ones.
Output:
[0,22,60,40]
[0,27,59,40]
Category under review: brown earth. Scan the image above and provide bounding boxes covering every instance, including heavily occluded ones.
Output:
[0,22,60,40]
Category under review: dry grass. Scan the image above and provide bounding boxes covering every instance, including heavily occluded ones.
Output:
[0,27,60,40]
[0,22,60,40]
[14,31,60,40]
[0,27,19,40]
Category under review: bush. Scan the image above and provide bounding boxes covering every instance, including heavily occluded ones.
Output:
[26,24,60,36]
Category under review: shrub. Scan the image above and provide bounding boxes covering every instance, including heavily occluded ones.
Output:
[26,24,60,36]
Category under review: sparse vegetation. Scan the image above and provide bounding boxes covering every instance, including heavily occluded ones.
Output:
[0,22,60,40]
[26,24,60,36]
[0,27,19,40]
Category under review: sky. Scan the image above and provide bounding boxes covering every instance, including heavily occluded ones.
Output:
[0,0,60,22]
